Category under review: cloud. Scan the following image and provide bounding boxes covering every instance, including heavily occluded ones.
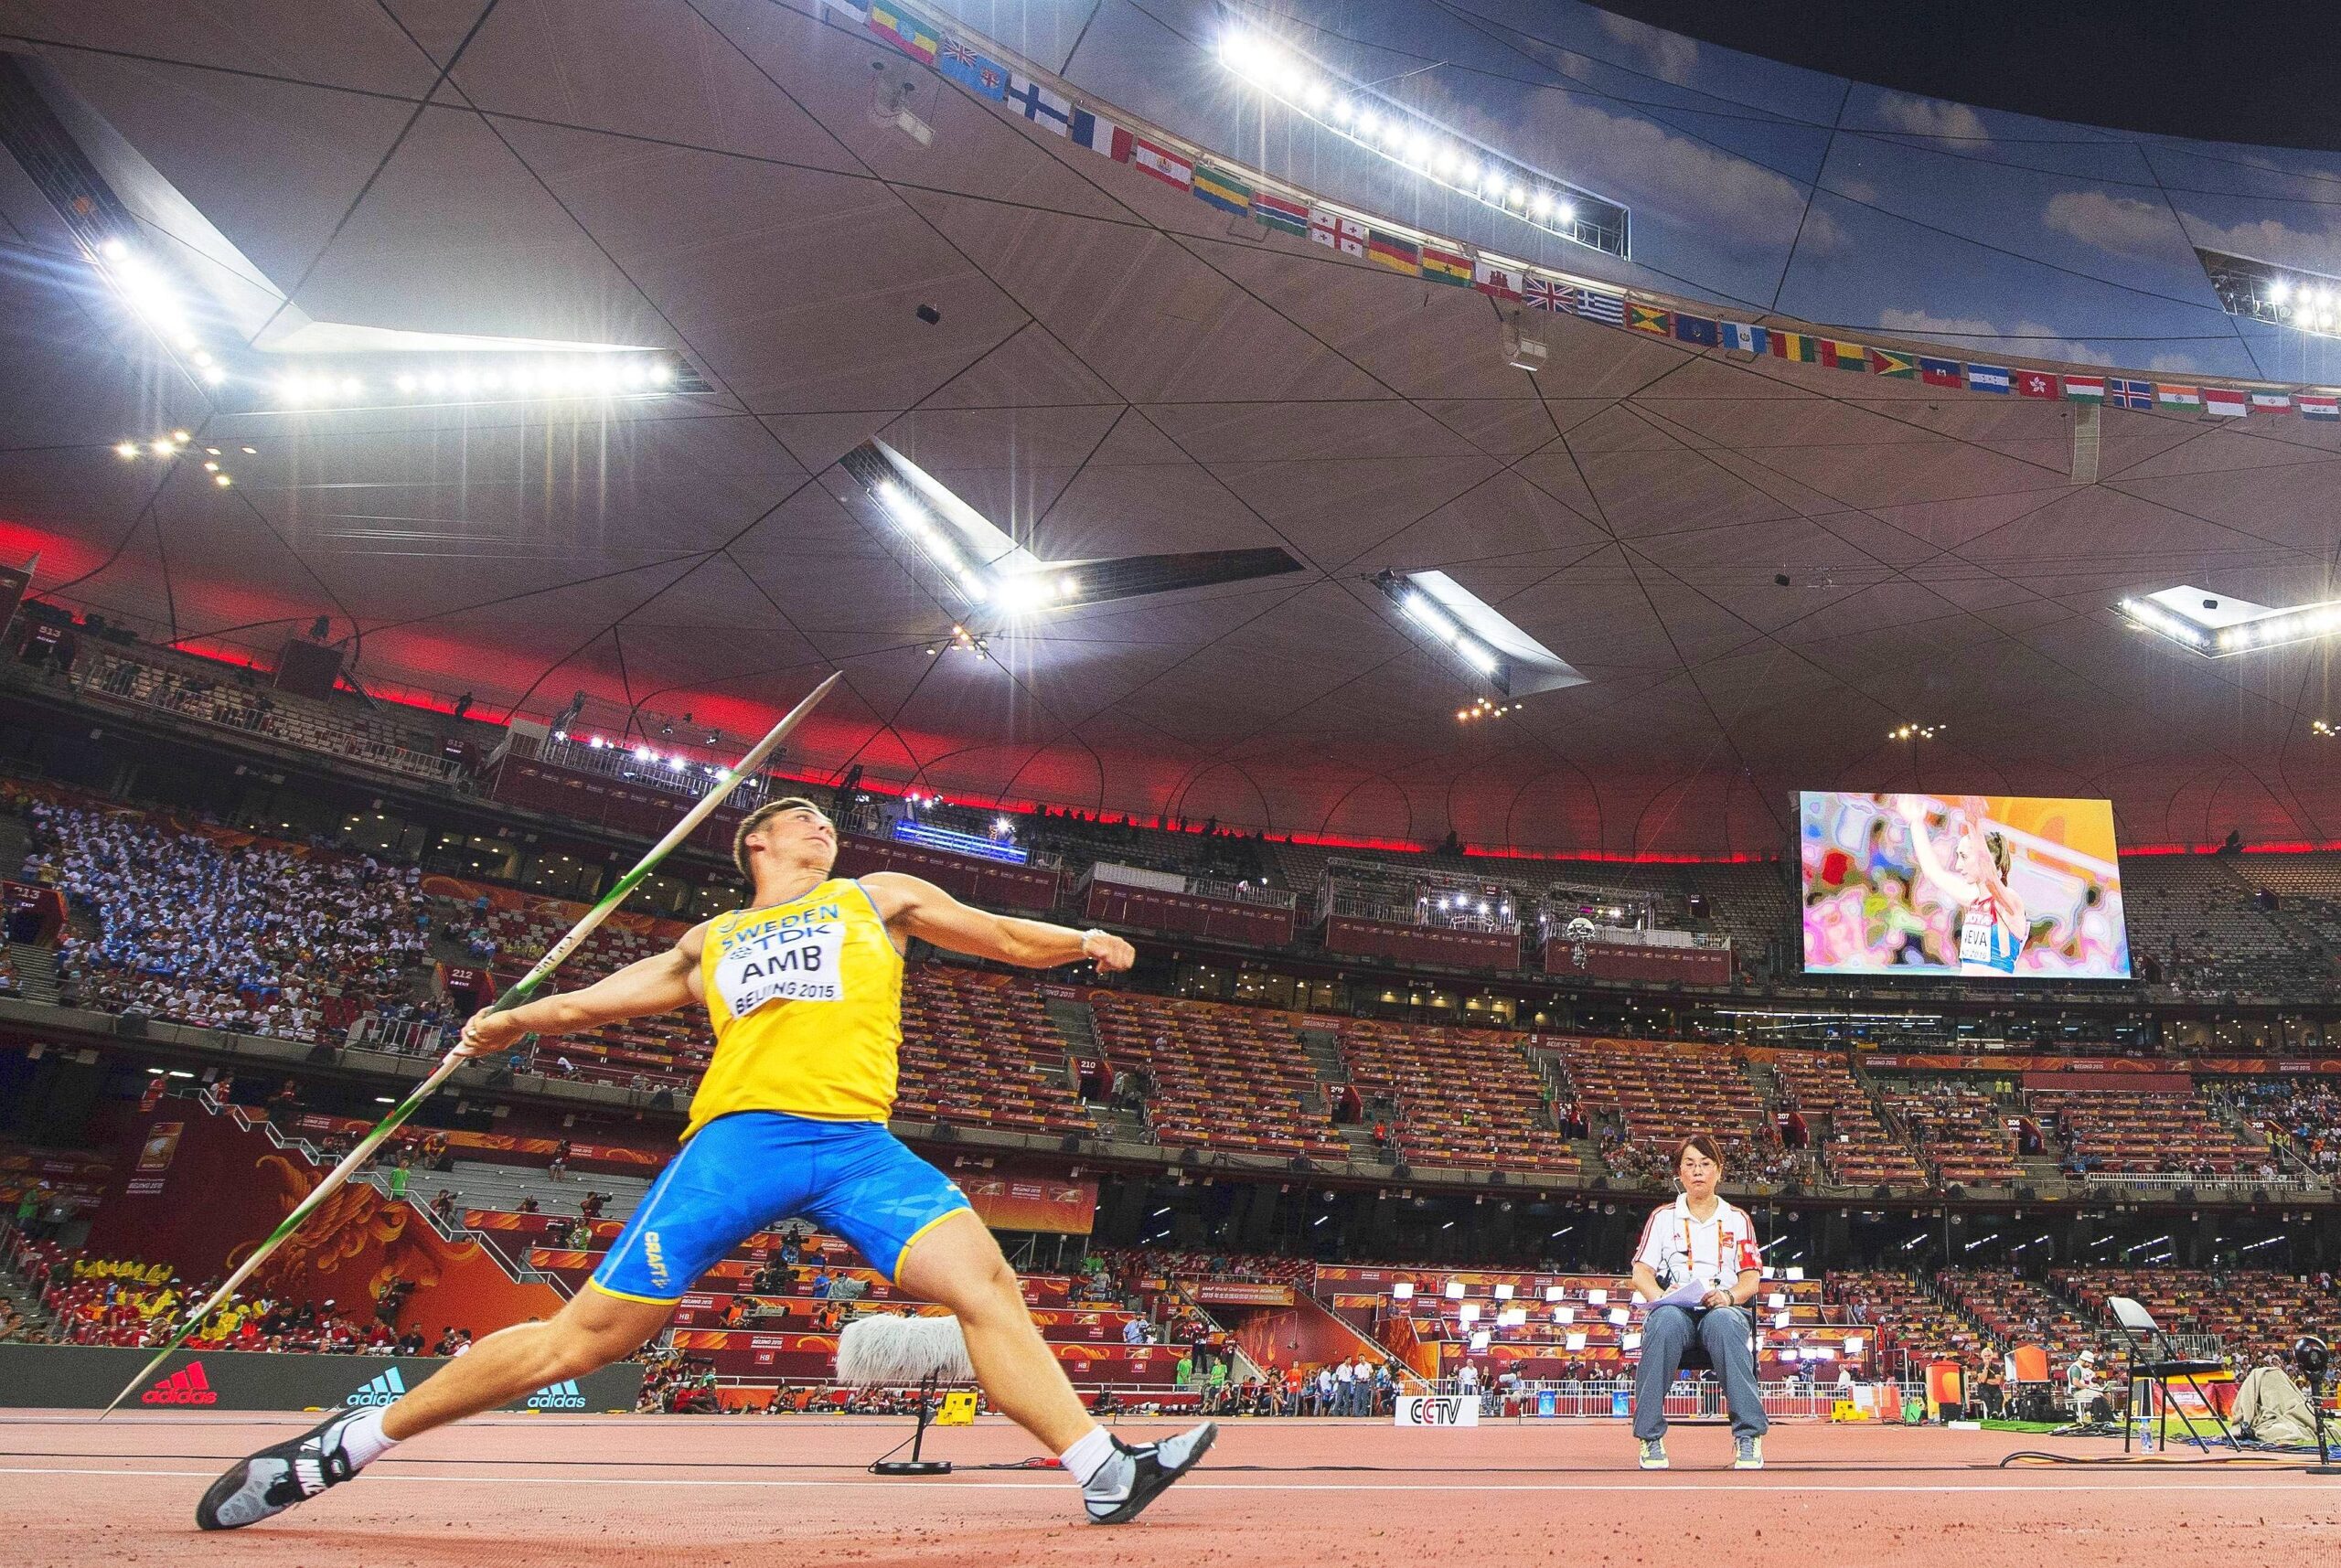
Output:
[1405,62,1812,261]
[1875,307,2122,367]
[2176,212,2341,273]
[2042,190,2185,260]
[1595,12,1701,88]
[1872,92,1990,144]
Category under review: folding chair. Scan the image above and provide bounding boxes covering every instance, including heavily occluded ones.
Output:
[2107,1296,2237,1453]
[1639,1307,1762,1426]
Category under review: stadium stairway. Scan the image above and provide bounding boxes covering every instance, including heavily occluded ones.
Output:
[1295,1024,1386,1165]
[5,944,59,1004]
[0,810,28,878]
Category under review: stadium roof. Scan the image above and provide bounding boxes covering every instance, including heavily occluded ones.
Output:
[3,0,2340,859]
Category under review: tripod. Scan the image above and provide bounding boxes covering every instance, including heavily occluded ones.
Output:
[2302,1338,2340,1477]
[872,1373,953,1477]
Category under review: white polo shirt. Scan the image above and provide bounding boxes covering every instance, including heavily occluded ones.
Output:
[1632,1194,1760,1295]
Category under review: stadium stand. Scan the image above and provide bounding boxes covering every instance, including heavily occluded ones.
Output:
[2055,1267,2341,1364]
[2027,1087,2272,1179]
[1825,1269,1992,1368]
[1335,1019,1579,1176]
[1089,993,1351,1161]
[1879,1083,2026,1187]
[1769,1052,1928,1188]
[1934,1267,2110,1366]
[1546,1037,1777,1184]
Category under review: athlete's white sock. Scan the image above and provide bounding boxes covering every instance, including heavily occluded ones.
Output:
[1058,1425,1118,1488]
[337,1407,400,1469]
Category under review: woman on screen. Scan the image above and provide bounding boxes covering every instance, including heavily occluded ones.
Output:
[1891,795,2027,975]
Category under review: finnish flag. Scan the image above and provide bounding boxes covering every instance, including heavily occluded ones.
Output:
[1006,73,1071,136]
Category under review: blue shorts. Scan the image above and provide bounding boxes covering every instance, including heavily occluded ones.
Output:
[588,1111,971,1303]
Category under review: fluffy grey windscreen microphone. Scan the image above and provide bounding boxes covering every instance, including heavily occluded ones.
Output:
[835,1313,976,1386]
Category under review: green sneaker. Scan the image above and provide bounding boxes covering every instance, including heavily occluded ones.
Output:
[1638,1437,1669,1470]
[1735,1434,1764,1470]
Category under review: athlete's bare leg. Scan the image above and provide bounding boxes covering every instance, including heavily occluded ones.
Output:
[380,1286,673,1440]
[893,1208,1094,1451]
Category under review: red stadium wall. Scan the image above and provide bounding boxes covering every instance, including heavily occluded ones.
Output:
[1082,882,1296,946]
[1539,936,1733,986]
[88,1108,561,1335]
[1223,1294,1385,1377]
[1325,916,1519,970]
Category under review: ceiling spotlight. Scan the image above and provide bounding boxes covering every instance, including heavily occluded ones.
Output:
[1506,185,1527,208]
[113,441,138,459]
[171,430,189,443]
[241,446,257,454]
[149,439,175,457]
[99,237,129,261]
[203,460,219,472]
[2269,279,2293,306]
[199,365,227,385]
[1331,96,1354,124]
[1355,108,1381,138]
[213,473,231,486]
[1529,190,1553,217]
[1304,80,1331,111]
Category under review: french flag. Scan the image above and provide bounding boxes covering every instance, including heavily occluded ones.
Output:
[1069,108,1130,162]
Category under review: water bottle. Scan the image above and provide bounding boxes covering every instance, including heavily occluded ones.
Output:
[2135,1413,2154,1452]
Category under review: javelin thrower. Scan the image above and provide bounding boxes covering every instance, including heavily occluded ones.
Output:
[198,794,1213,1529]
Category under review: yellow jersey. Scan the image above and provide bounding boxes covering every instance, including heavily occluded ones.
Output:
[683,879,903,1140]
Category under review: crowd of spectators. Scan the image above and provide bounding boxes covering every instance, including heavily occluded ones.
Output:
[2218,1080,2341,1177]
[16,794,434,1041]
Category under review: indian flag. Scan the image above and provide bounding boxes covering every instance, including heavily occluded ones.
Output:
[2062,376,2105,402]
[2158,384,2201,409]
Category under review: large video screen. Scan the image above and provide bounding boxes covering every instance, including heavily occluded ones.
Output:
[1799,793,2130,979]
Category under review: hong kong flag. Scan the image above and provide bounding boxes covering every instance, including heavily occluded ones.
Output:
[2016,370,2060,400]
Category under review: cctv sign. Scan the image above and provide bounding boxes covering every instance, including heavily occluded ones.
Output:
[1395,1394,1480,1428]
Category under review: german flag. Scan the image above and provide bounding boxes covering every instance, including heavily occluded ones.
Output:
[1366,229,1420,274]
[1628,302,1672,336]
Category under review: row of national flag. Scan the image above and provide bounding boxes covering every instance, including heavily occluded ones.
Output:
[861,0,2341,422]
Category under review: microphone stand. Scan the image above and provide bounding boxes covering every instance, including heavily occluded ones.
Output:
[873,1371,953,1476]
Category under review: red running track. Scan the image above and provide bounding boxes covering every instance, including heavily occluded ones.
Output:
[3,1412,2337,1567]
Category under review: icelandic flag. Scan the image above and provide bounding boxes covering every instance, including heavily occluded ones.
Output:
[2108,378,2154,409]
[1720,322,1767,355]
[1070,108,1131,160]
[2301,394,2340,421]
[1577,288,1625,325]
[1523,277,1568,311]
[1005,73,1071,136]
[1966,363,2012,394]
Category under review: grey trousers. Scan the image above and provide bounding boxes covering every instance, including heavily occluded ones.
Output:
[1630,1304,1769,1441]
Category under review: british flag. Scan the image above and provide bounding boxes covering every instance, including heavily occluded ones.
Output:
[1523,277,1568,312]
[940,37,978,65]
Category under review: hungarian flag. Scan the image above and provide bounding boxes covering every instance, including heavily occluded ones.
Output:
[1309,208,1365,256]
[1366,229,1420,274]
[1130,137,1192,189]
[1769,330,1820,363]
[1474,260,1524,300]
[1251,191,1308,236]
[2301,394,2341,421]
[1918,357,1962,387]
[2250,390,2293,411]
[2157,384,2201,409]
[2062,376,2105,402]
[1629,302,1672,336]
[1421,244,1473,286]
[2016,369,2059,400]
[2204,387,2247,417]
[1870,347,1916,379]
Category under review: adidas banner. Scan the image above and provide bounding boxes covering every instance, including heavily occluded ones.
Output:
[0,1345,645,1413]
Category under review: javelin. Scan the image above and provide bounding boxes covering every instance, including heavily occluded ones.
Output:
[100,670,844,1416]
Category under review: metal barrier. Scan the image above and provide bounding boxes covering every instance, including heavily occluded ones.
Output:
[2081,1171,2315,1193]
[347,1015,450,1057]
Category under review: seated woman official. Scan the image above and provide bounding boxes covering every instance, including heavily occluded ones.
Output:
[1629,1134,1769,1471]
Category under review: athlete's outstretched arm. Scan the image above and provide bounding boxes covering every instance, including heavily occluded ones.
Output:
[865,872,1136,972]
[1889,795,1981,905]
[454,929,707,1056]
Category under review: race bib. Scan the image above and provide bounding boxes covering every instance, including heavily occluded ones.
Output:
[1958,910,1993,965]
[713,915,846,1013]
